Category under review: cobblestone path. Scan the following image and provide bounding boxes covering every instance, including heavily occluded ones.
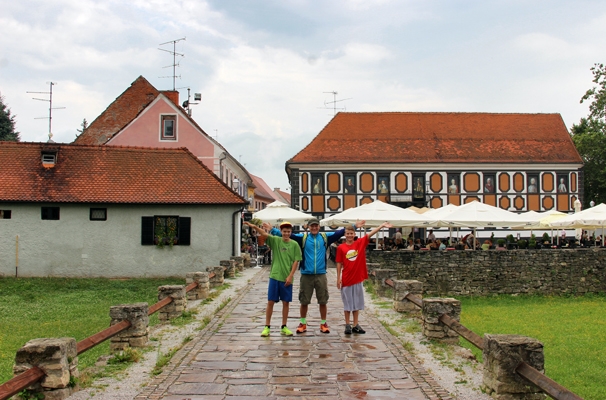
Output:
[136,267,452,399]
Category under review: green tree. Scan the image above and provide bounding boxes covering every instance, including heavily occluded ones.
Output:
[571,64,606,208]
[76,118,88,137]
[0,93,20,141]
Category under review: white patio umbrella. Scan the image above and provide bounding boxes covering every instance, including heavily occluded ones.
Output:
[437,200,529,228]
[252,201,312,225]
[550,203,606,246]
[436,201,529,249]
[509,210,567,245]
[423,204,460,244]
[511,211,543,228]
[320,200,438,228]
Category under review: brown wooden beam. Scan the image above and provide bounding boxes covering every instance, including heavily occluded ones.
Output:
[77,319,131,355]
[0,366,45,400]
[516,362,583,400]
[148,296,172,315]
[438,314,484,350]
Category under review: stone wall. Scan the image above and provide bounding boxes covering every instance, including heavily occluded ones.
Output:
[367,249,606,296]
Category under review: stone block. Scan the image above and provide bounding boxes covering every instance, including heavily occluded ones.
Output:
[158,285,186,300]
[422,298,461,344]
[110,303,149,338]
[14,337,77,398]
[207,266,225,287]
[231,256,245,271]
[482,334,546,399]
[129,336,149,347]
[373,269,397,296]
[393,279,422,313]
[221,260,236,278]
[109,303,149,349]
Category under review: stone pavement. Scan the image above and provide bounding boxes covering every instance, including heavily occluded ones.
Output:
[136,267,453,400]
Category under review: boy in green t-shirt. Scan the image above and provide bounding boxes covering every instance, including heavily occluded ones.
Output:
[244,221,302,337]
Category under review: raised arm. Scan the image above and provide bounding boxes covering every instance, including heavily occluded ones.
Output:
[366,222,393,238]
[244,221,269,238]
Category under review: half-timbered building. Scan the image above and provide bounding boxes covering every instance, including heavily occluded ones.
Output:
[286,112,583,220]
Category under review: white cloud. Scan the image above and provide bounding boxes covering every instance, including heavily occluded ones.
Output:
[2,0,606,190]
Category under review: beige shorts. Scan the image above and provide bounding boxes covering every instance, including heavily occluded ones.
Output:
[298,274,329,305]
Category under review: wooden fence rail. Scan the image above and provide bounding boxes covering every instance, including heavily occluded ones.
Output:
[381,276,583,400]
[0,272,216,400]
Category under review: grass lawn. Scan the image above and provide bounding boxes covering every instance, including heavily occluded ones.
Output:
[458,294,606,400]
[0,276,183,384]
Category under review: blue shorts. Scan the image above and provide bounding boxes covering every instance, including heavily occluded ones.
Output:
[267,278,293,303]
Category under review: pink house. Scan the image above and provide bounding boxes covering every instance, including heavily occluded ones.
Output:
[74,76,253,199]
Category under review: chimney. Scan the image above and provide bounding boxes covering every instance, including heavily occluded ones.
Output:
[161,90,179,105]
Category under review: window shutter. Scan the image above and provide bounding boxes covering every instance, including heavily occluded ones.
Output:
[179,217,191,245]
[141,216,154,245]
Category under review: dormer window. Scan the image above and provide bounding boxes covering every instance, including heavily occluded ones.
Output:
[41,151,57,167]
[161,115,177,140]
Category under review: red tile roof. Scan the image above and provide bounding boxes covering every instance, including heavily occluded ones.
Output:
[250,174,279,202]
[288,112,583,164]
[274,189,291,204]
[0,142,247,205]
[74,76,161,145]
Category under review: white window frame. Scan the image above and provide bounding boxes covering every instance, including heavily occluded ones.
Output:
[160,114,177,141]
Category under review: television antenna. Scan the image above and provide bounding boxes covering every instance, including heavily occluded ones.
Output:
[319,91,351,116]
[158,37,186,90]
[27,82,66,142]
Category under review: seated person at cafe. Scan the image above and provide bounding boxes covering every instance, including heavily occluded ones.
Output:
[392,238,406,250]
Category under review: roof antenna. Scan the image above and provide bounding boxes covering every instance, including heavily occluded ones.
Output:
[158,37,186,90]
[177,87,201,116]
[319,91,352,116]
[27,82,66,142]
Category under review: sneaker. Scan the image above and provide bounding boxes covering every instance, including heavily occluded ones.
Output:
[352,324,366,334]
[281,326,293,336]
[296,323,307,334]
[320,323,330,334]
[260,326,270,337]
[344,324,352,335]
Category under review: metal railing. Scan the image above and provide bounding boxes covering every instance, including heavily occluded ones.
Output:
[381,275,583,400]
[0,273,216,400]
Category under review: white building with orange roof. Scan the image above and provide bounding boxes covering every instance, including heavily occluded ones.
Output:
[0,142,247,277]
[286,112,583,221]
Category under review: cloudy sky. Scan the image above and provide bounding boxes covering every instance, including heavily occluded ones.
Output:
[2,0,606,191]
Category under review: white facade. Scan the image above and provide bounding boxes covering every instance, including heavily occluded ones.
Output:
[0,203,242,278]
